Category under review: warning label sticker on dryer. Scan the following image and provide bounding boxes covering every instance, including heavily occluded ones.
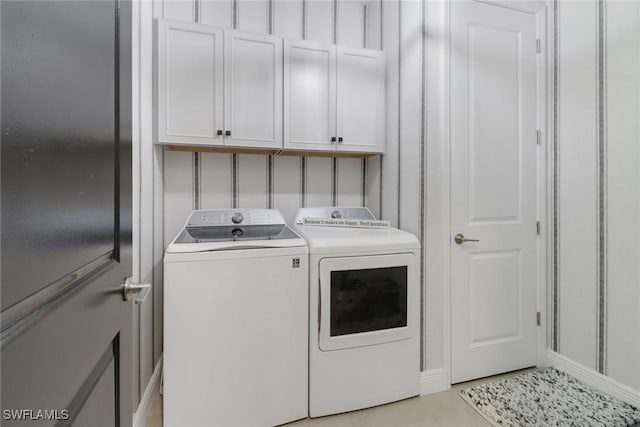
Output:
[301,218,391,229]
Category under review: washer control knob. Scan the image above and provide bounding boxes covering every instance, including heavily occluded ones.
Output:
[331,210,342,219]
[231,212,244,224]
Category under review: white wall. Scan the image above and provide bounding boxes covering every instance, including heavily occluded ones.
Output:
[132,0,159,407]
[550,0,640,392]
[381,0,432,371]
[604,0,640,392]
[556,0,599,370]
[424,0,448,377]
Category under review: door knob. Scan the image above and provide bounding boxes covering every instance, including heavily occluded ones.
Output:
[454,233,479,245]
[121,277,151,304]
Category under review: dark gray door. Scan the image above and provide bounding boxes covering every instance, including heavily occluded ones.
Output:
[1,1,132,426]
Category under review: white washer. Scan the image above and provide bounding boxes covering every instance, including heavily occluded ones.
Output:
[294,207,420,417]
[164,209,308,427]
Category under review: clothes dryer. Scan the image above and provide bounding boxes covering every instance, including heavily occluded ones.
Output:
[294,207,420,417]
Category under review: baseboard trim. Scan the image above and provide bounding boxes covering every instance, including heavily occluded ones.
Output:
[133,355,163,427]
[420,368,450,395]
[547,350,640,408]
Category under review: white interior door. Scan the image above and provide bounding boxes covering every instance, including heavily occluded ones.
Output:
[157,20,224,146]
[336,46,385,153]
[224,30,283,149]
[284,39,336,151]
[450,1,538,383]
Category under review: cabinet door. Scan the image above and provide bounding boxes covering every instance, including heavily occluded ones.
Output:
[336,47,385,153]
[284,39,336,151]
[157,20,223,146]
[224,30,283,148]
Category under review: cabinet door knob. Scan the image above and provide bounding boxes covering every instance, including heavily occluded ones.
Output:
[225,130,231,136]
[217,129,223,136]
[331,137,336,144]
[338,137,343,143]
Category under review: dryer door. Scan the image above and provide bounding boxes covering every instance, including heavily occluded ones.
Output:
[318,253,417,351]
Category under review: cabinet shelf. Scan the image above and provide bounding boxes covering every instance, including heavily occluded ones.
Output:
[162,144,380,159]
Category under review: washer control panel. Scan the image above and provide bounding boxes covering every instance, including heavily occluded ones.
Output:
[186,209,285,227]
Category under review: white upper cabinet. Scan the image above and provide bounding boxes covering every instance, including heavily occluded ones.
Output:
[157,20,224,146]
[156,18,385,154]
[336,47,385,153]
[224,30,283,149]
[284,40,385,154]
[156,21,281,149]
[284,39,336,151]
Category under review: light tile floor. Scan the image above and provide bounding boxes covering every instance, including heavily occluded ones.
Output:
[145,368,535,427]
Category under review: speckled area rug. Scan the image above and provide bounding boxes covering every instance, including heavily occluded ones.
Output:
[460,368,640,427]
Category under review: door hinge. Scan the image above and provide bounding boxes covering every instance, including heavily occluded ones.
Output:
[536,312,541,326]
[536,130,541,145]
[536,221,541,235]
[536,38,542,53]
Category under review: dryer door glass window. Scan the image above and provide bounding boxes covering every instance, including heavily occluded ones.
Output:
[330,266,407,336]
[318,253,415,351]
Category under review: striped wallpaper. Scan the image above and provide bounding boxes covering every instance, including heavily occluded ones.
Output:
[550,0,640,392]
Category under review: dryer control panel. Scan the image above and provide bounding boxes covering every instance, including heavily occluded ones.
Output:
[295,207,375,224]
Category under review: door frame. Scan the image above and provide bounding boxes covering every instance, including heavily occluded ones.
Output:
[436,0,549,386]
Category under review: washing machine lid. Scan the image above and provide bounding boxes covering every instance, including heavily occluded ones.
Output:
[166,209,307,253]
[294,207,420,254]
